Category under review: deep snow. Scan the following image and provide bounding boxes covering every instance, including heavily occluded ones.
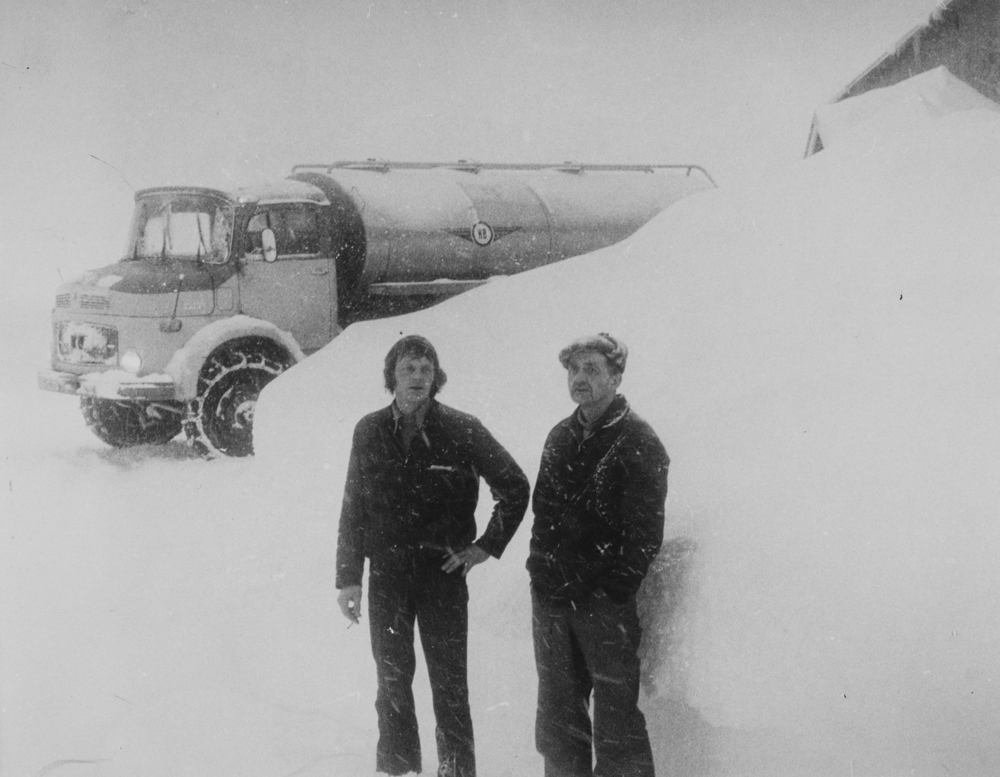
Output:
[3,70,1000,776]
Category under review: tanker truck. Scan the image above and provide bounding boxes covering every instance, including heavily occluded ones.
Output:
[38,160,714,457]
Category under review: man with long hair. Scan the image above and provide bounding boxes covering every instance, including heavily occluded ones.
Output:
[336,335,529,777]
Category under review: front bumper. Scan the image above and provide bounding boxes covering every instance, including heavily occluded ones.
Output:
[38,369,178,401]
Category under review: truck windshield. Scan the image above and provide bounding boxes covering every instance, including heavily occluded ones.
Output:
[124,192,234,265]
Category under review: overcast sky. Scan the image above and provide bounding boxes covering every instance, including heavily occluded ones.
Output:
[1,0,940,270]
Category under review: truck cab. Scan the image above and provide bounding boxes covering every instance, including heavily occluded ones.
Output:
[39,181,333,456]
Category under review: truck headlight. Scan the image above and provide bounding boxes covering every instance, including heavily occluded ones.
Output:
[120,350,143,374]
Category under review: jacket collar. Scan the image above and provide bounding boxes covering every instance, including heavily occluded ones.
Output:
[567,394,629,436]
[387,398,440,442]
[391,398,434,428]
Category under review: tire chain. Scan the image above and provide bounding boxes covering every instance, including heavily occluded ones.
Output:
[81,397,183,447]
[183,345,288,458]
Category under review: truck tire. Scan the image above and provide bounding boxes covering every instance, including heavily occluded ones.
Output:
[184,338,292,458]
[81,397,184,447]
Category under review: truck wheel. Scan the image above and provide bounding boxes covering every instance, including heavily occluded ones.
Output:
[184,339,291,458]
[81,397,184,447]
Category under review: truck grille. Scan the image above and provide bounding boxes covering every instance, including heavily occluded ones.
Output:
[55,293,111,310]
[55,321,119,365]
[79,294,111,311]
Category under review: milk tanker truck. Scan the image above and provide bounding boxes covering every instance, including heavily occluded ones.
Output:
[38,160,714,457]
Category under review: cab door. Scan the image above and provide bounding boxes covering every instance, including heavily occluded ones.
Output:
[238,202,334,352]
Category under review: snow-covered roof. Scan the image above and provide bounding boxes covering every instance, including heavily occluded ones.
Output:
[811,65,1000,154]
[806,0,1000,155]
[232,178,330,206]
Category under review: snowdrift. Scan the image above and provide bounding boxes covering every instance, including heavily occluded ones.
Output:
[257,73,1000,775]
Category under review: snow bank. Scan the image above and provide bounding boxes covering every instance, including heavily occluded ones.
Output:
[256,76,1000,774]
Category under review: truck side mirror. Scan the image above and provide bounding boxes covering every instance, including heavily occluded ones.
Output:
[261,228,278,263]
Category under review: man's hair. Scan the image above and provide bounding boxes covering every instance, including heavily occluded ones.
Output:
[558,332,628,375]
[383,335,448,396]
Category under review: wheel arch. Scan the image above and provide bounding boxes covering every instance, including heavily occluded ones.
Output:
[165,315,305,400]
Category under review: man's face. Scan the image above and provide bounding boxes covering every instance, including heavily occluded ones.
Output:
[566,350,621,415]
[393,353,435,413]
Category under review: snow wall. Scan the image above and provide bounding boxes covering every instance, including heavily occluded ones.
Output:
[256,71,1000,776]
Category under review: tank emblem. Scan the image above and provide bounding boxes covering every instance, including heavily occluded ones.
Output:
[471,221,494,246]
[445,223,522,247]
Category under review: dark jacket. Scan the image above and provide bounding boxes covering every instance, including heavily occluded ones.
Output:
[528,395,669,604]
[336,400,530,588]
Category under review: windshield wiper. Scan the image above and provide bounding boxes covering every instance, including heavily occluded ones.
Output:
[196,215,208,264]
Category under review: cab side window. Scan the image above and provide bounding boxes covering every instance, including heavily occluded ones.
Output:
[246,204,321,259]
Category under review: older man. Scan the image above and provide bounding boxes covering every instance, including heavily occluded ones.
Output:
[336,335,530,777]
[528,333,669,777]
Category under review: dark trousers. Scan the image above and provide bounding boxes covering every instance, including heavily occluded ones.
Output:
[368,555,475,777]
[532,589,655,777]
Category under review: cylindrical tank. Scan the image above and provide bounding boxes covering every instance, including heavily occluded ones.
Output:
[291,161,713,295]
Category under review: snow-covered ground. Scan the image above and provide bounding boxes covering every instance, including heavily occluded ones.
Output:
[4,70,1000,776]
